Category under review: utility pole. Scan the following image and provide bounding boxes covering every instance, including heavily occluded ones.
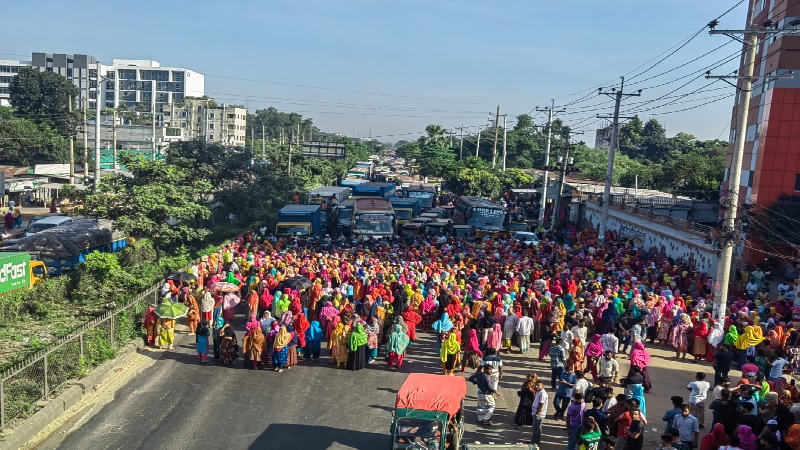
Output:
[262,124,266,159]
[536,100,565,225]
[83,100,88,183]
[597,77,641,242]
[151,81,157,159]
[287,128,294,176]
[459,125,465,161]
[67,95,75,184]
[501,115,508,171]
[94,63,101,190]
[112,107,117,170]
[475,126,482,158]
[492,105,500,168]
[705,10,798,320]
[550,130,583,232]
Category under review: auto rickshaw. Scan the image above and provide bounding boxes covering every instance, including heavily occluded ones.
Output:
[391,373,465,450]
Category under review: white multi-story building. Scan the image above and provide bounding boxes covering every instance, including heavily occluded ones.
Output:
[163,97,247,146]
[100,59,204,112]
[0,60,31,106]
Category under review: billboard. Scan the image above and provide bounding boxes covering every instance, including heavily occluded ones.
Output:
[301,142,346,159]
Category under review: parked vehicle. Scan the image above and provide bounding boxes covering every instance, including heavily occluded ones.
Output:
[4,219,127,275]
[352,182,396,199]
[391,373,465,450]
[276,205,325,237]
[390,197,423,227]
[404,183,437,209]
[512,230,539,246]
[353,198,396,238]
[26,216,73,236]
[451,225,473,239]
[332,200,355,237]
[399,222,424,237]
[308,186,351,206]
[340,178,368,188]
[0,252,47,296]
[453,196,509,232]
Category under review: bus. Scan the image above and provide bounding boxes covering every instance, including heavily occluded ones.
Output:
[453,196,509,232]
[346,168,369,180]
[405,183,437,209]
[352,197,396,238]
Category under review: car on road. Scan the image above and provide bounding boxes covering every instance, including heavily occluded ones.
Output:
[26,216,73,236]
[511,230,539,246]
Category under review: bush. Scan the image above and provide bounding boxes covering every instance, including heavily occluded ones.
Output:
[70,252,134,306]
[118,238,157,267]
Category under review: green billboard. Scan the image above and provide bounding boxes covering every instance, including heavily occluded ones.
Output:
[0,252,30,295]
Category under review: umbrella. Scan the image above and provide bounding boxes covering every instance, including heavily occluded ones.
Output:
[211,282,240,293]
[154,302,189,319]
[166,272,197,282]
[283,275,312,291]
[222,293,241,310]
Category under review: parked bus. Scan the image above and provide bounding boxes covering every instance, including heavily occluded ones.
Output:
[346,168,369,180]
[453,196,509,232]
[404,183,437,209]
[352,198,396,238]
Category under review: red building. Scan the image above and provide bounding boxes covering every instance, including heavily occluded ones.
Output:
[725,0,800,263]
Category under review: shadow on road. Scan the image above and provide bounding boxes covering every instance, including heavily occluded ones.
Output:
[249,423,387,449]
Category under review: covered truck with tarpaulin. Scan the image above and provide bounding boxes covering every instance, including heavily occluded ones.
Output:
[391,373,465,450]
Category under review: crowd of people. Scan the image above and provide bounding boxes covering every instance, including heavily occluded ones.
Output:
[144,224,800,450]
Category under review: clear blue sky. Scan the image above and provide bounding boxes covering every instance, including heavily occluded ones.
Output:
[1,0,748,143]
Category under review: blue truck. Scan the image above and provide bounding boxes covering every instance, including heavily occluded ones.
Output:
[2,219,128,275]
[390,197,423,227]
[275,204,325,237]
[352,182,396,199]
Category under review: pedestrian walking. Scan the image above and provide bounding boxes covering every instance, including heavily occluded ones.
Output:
[468,365,498,425]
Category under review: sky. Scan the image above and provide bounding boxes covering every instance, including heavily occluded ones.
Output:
[0,0,750,144]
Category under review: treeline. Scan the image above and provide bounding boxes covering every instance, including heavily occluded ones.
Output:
[399,116,726,200]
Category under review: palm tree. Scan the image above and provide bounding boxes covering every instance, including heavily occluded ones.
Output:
[421,124,449,146]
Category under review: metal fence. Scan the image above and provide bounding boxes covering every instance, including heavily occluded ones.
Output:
[0,282,161,431]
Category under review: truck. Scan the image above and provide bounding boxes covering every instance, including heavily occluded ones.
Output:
[0,252,47,296]
[352,182,396,199]
[332,199,355,237]
[352,197,396,239]
[3,219,127,275]
[275,204,325,237]
[404,183,438,209]
[308,186,351,206]
[390,197,423,227]
[340,178,368,188]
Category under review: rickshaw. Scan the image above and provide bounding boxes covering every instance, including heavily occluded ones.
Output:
[391,373,465,450]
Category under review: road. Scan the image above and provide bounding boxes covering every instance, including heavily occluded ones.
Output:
[32,306,724,450]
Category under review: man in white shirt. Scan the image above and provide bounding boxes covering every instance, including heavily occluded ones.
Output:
[573,370,591,396]
[686,372,710,427]
[769,355,789,382]
[570,319,588,347]
[516,314,534,354]
[530,381,548,449]
[746,280,758,297]
[560,328,574,352]
[598,351,619,383]
[712,377,731,400]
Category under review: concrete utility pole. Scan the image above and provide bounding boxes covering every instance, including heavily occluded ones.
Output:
[83,101,88,183]
[550,130,583,232]
[94,63,102,190]
[112,107,117,170]
[458,124,464,160]
[536,100,565,225]
[501,115,508,171]
[151,81,157,159]
[262,124,266,159]
[475,126,482,158]
[492,105,500,168]
[706,9,799,320]
[68,95,75,184]
[597,77,641,242]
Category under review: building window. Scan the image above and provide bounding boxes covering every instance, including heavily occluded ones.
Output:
[181,122,187,128]
[795,173,800,191]
[210,113,215,119]
[209,124,214,129]
[173,72,183,82]
[181,111,187,118]
[748,170,755,188]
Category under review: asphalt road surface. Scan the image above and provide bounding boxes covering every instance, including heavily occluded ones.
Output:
[39,305,723,450]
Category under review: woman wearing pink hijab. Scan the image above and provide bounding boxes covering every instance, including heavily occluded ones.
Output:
[485,323,502,352]
[629,341,652,392]
[584,335,604,382]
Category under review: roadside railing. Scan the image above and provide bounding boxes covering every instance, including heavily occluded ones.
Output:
[0,282,161,431]
[584,194,714,238]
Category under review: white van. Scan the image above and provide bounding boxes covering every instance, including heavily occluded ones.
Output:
[26,216,74,235]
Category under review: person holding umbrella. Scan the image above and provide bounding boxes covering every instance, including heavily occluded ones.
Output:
[154,298,189,350]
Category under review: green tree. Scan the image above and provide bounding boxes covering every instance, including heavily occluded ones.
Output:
[618,116,643,157]
[62,154,212,256]
[497,168,535,190]
[396,142,422,162]
[641,118,668,161]
[10,68,79,136]
[449,168,501,197]
[420,124,449,147]
[0,107,69,165]
[418,144,457,178]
